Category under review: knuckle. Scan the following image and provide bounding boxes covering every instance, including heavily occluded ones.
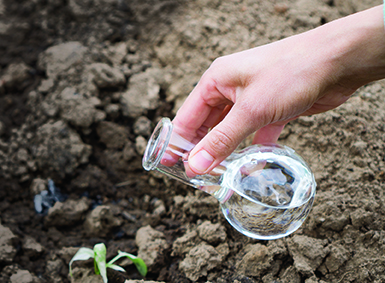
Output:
[200,77,218,97]
[210,56,224,67]
[209,128,236,157]
[207,56,227,75]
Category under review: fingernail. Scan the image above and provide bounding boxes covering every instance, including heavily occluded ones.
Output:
[189,150,214,173]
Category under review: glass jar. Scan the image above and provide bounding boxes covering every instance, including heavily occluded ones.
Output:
[143,117,316,240]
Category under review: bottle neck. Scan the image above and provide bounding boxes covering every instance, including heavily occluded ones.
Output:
[142,118,173,171]
[143,117,232,200]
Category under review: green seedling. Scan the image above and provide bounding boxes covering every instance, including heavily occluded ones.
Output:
[69,243,147,283]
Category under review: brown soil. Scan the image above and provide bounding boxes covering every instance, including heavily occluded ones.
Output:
[1,0,385,283]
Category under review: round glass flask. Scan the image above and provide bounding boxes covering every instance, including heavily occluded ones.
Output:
[143,117,316,240]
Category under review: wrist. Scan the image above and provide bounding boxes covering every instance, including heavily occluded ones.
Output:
[321,5,385,88]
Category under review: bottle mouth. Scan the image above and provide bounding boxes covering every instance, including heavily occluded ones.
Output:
[142,117,173,171]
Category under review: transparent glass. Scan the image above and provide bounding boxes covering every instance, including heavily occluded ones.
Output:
[143,117,316,240]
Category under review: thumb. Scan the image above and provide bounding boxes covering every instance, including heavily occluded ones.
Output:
[188,106,262,174]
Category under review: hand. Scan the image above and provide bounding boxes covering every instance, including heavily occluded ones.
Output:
[172,5,385,174]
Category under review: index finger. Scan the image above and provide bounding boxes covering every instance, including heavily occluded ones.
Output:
[172,78,233,142]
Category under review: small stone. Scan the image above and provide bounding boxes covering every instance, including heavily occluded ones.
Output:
[134,116,152,136]
[84,205,122,237]
[37,41,87,78]
[0,224,17,263]
[1,62,31,89]
[120,68,162,118]
[274,3,289,13]
[94,109,107,122]
[125,53,141,65]
[16,148,29,162]
[173,195,184,206]
[45,197,91,227]
[14,165,28,176]
[87,63,126,89]
[59,87,104,128]
[123,141,137,161]
[10,270,34,283]
[135,136,147,155]
[38,78,54,93]
[104,42,128,66]
[105,104,120,118]
[23,236,45,258]
[40,100,59,117]
[152,199,166,216]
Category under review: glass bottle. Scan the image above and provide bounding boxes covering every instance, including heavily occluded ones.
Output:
[143,117,316,240]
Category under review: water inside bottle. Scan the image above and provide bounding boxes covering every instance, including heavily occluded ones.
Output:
[218,151,315,239]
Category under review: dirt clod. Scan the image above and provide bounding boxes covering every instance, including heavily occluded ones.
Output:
[0,224,18,263]
[84,205,122,237]
[179,242,229,281]
[136,225,168,270]
[46,197,91,227]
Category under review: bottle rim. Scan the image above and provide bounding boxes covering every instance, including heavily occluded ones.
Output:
[142,117,173,171]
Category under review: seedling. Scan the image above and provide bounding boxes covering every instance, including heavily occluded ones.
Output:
[69,243,147,283]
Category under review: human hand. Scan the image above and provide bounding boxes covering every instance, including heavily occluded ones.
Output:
[172,5,385,174]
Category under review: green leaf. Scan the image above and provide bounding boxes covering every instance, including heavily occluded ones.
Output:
[69,247,94,276]
[93,243,108,283]
[107,251,147,277]
[69,244,147,282]
[106,263,126,272]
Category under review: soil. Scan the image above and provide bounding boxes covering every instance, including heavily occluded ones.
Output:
[1,0,385,283]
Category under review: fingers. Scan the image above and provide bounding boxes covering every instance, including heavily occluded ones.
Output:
[252,122,287,145]
[172,76,233,142]
[171,75,236,176]
[188,104,263,174]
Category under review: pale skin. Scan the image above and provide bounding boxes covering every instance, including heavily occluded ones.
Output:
[172,5,385,175]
